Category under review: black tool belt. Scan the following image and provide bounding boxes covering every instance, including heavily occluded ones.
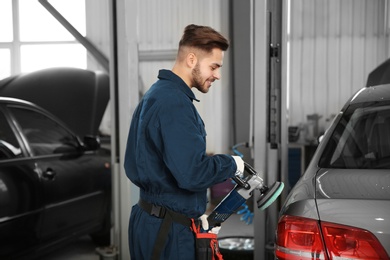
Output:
[138,198,192,259]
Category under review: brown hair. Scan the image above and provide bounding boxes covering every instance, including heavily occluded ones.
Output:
[178,24,229,53]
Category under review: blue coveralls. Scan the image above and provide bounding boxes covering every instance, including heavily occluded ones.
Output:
[124,69,237,260]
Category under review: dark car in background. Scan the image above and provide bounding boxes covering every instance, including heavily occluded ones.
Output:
[276,84,390,260]
[0,97,111,259]
[0,98,111,259]
[0,68,111,259]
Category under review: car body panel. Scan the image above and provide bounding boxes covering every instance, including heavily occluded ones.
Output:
[280,199,319,220]
[315,168,390,200]
[37,155,109,239]
[0,162,44,256]
[280,172,319,219]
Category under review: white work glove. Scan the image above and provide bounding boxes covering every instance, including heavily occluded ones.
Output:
[232,155,245,176]
[200,214,221,234]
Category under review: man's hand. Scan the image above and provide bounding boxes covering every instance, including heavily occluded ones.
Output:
[200,214,221,234]
[232,155,244,176]
[200,214,209,230]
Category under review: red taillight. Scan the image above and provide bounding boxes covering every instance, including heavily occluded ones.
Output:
[276,215,327,260]
[321,222,389,260]
[275,215,390,260]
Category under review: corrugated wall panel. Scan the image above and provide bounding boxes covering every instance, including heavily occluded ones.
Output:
[288,0,389,133]
[137,0,221,51]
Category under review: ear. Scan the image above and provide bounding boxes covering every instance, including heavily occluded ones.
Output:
[186,52,197,69]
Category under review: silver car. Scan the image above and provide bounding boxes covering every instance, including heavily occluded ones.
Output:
[275,84,390,260]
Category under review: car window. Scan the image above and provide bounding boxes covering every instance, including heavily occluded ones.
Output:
[0,110,22,159]
[9,107,79,156]
[319,102,390,169]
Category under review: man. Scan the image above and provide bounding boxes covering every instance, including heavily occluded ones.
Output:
[124,24,244,260]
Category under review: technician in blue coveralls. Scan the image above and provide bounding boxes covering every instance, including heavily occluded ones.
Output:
[124,24,245,260]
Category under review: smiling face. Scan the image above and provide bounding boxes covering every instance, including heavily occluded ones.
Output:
[190,48,224,93]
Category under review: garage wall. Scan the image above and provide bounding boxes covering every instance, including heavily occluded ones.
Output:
[288,0,389,134]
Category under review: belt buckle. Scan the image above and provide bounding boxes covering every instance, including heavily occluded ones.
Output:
[151,204,166,218]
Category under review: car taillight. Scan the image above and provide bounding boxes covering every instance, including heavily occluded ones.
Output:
[321,221,389,260]
[275,215,390,260]
[276,215,327,260]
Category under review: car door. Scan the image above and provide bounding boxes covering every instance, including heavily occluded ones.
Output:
[8,105,110,240]
[0,105,44,258]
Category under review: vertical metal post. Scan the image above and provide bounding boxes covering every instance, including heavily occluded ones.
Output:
[253,0,269,258]
[253,0,285,259]
[109,0,139,259]
[108,0,120,258]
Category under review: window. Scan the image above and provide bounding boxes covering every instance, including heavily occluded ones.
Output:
[21,44,86,72]
[0,0,86,80]
[0,49,11,80]
[319,102,390,169]
[19,0,86,42]
[10,107,79,156]
[0,110,22,160]
[0,0,13,80]
[0,0,13,42]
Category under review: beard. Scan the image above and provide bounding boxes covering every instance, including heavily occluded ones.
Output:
[191,63,209,93]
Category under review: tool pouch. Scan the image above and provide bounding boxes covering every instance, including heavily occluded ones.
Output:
[191,219,223,260]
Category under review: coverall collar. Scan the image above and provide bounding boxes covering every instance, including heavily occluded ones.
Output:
[158,69,200,102]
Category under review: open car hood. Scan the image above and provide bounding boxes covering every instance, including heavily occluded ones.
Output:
[0,67,109,137]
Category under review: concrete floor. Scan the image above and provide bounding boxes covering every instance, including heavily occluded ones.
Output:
[40,236,100,260]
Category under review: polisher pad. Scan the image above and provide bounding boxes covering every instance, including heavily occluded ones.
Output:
[257,181,284,211]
